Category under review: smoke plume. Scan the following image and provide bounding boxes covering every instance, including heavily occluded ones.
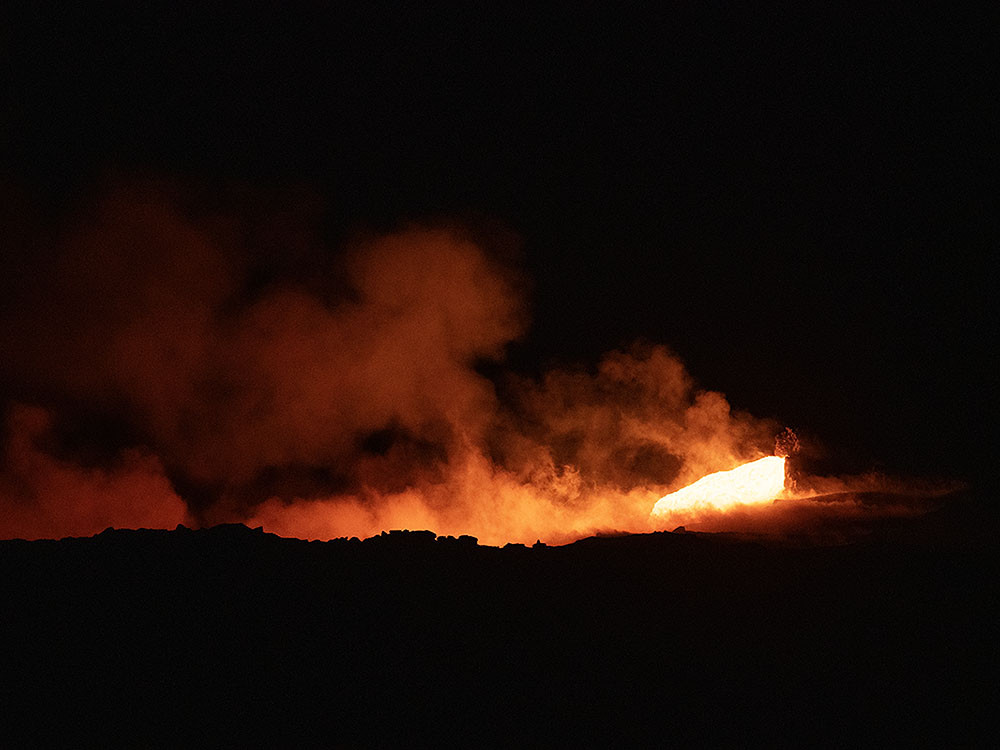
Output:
[1,179,929,544]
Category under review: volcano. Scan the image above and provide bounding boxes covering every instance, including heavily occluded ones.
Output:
[2,2,993,745]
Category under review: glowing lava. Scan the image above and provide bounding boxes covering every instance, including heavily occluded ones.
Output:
[650,456,786,517]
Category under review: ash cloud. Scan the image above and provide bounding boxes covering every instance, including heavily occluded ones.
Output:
[1,178,899,543]
[2,179,524,531]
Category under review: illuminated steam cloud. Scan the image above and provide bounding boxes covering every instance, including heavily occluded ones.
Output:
[0,180,940,544]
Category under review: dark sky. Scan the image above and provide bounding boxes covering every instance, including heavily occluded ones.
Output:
[2,4,994,484]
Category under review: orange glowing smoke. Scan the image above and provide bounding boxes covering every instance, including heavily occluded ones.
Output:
[0,181,944,545]
[650,456,787,517]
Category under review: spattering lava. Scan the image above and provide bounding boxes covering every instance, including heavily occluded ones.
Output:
[650,455,787,517]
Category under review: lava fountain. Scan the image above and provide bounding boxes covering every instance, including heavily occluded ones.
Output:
[650,455,787,518]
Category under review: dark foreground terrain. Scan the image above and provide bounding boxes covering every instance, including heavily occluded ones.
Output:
[2,491,996,747]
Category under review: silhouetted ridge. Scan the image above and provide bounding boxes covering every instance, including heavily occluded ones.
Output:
[1,491,994,746]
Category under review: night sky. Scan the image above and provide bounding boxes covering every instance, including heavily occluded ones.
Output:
[2,4,994,486]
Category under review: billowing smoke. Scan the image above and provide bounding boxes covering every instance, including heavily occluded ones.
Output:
[0,403,188,539]
[0,179,934,544]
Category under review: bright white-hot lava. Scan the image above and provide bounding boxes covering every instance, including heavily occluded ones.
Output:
[650,455,787,517]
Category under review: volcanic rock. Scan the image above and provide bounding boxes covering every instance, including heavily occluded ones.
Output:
[0,491,994,746]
